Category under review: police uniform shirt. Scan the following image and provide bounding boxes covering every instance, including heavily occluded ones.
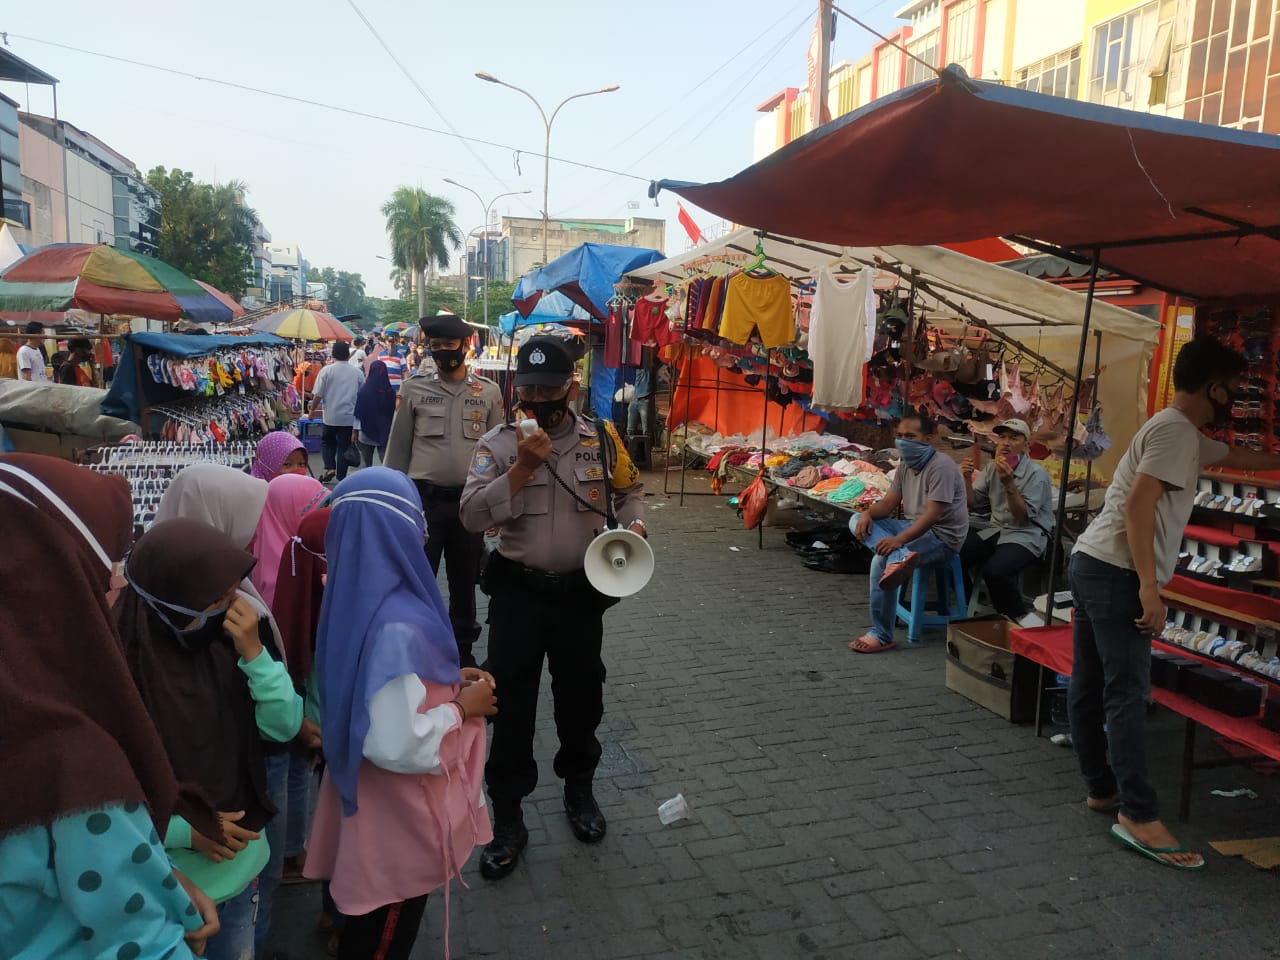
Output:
[384,371,503,486]
[460,414,645,574]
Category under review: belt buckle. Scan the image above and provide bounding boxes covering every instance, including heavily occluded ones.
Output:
[542,570,566,588]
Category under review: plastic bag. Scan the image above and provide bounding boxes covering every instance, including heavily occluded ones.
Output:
[741,472,769,530]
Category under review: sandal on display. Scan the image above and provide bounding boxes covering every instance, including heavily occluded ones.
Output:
[849,634,896,654]
[1110,823,1205,871]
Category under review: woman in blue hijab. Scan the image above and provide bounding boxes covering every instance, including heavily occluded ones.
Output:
[353,360,396,467]
[303,468,496,960]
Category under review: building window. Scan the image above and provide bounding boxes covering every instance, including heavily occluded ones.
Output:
[1016,47,1083,99]
[1088,1,1162,106]
[905,31,940,86]
[945,0,978,75]
[2,197,30,228]
[877,45,903,97]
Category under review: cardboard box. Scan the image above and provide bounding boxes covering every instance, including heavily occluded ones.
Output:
[944,618,1038,724]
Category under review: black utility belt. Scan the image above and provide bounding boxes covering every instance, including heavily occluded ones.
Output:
[418,482,465,501]
[487,550,590,594]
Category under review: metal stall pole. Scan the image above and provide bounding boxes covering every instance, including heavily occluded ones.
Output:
[680,352,694,506]
[1033,249,1102,738]
[758,351,771,550]
[1082,330,1103,504]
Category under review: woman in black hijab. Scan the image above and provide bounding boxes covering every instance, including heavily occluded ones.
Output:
[116,516,303,960]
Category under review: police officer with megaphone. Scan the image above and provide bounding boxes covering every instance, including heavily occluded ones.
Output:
[460,334,648,881]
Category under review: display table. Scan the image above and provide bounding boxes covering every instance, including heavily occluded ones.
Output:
[1009,624,1280,819]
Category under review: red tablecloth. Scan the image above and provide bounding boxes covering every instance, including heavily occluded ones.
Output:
[1165,573,1280,624]
[1008,625,1280,762]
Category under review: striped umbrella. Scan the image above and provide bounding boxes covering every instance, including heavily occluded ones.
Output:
[253,307,353,341]
[194,280,245,318]
[382,321,412,334]
[0,243,235,324]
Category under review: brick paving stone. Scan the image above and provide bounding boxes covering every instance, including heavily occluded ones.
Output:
[267,473,1280,959]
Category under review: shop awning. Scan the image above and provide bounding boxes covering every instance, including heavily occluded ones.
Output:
[654,68,1280,300]
[627,227,1158,343]
[514,243,665,318]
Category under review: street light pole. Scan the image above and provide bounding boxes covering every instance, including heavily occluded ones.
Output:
[475,73,620,266]
[444,180,531,327]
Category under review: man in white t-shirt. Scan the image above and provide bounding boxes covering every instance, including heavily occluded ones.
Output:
[349,336,368,369]
[17,322,49,383]
[1070,336,1280,871]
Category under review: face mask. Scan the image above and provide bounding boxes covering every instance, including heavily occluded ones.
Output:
[1208,383,1235,426]
[124,562,231,642]
[895,438,936,471]
[524,397,569,430]
[431,348,466,371]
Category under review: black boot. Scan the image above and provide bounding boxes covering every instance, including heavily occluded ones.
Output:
[479,809,527,881]
[564,780,607,844]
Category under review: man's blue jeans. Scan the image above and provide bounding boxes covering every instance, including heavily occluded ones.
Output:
[254,750,289,957]
[854,517,951,643]
[1067,552,1159,822]
[205,878,259,960]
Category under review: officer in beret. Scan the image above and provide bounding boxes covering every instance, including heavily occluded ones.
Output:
[461,334,647,880]
[386,311,503,667]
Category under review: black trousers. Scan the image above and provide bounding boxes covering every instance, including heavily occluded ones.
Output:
[417,483,483,668]
[484,578,606,818]
[337,894,428,960]
[960,529,1038,619]
[321,424,355,480]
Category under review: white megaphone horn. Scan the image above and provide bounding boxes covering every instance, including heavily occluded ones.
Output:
[584,527,654,598]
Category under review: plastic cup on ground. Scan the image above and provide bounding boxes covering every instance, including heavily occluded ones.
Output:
[658,793,690,825]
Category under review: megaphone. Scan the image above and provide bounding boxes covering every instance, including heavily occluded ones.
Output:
[584,528,654,598]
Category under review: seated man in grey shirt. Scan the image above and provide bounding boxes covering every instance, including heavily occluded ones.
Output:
[851,409,968,653]
[960,418,1054,625]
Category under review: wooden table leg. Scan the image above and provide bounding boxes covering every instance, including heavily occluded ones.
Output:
[1179,717,1196,822]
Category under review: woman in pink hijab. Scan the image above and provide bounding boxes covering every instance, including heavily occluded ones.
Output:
[252,473,329,610]
[252,431,309,481]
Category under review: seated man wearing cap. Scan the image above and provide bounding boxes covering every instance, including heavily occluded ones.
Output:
[960,418,1055,625]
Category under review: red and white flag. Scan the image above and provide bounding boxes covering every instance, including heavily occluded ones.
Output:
[676,202,704,246]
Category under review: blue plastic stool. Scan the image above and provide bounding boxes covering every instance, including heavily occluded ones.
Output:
[894,554,967,643]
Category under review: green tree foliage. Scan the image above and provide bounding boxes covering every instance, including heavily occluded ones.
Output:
[306,266,370,318]
[380,187,462,317]
[146,167,256,297]
[462,279,517,325]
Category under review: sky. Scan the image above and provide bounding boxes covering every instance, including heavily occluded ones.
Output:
[2,0,902,298]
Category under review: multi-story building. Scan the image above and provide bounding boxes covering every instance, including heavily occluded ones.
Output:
[16,113,160,255]
[754,0,1279,159]
[242,215,274,307]
[465,231,509,300]
[0,92,25,233]
[265,241,306,302]
[500,216,665,280]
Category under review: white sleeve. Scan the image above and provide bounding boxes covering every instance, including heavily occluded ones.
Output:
[362,673,462,775]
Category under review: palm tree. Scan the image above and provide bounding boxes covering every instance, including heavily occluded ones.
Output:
[380,187,463,317]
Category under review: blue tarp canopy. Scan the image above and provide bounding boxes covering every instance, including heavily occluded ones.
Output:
[655,66,1280,300]
[101,331,289,425]
[497,291,591,336]
[513,243,664,318]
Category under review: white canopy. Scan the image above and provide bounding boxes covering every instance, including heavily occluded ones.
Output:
[629,228,1161,471]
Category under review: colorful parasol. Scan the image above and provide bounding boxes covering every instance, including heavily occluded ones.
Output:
[253,307,353,341]
[0,243,236,324]
[194,280,245,318]
[382,321,412,334]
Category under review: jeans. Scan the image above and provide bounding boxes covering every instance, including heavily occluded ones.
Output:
[419,484,484,668]
[204,879,259,960]
[255,750,288,957]
[358,442,386,468]
[321,424,355,480]
[1067,552,1158,822]
[857,517,952,643]
[627,395,650,438]
[960,529,1039,619]
[286,743,313,856]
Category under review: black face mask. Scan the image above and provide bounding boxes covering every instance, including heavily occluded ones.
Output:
[524,397,569,430]
[431,348,465,372]
[1208,383,1235,426]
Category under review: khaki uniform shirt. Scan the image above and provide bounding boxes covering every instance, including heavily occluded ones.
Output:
[384,370,503,486]
[460,414,645,573]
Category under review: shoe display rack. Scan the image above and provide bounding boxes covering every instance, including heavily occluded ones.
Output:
[1199,302,1275,453]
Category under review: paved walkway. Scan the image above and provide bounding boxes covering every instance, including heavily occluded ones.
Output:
[271,468,1280,959]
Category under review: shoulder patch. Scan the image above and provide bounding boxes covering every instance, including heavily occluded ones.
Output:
[473,450,494,473]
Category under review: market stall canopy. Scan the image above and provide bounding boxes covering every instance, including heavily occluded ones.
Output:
[628,227,1157,343]
[0,243,236,324]
[254,307,353,342]
[0,224,26,272]
[0,380,138,441]
[101,331,288,424]
[514,243,664,319]
[498,290,592,336]
[653,68,1280,300]
[194,279,245,318]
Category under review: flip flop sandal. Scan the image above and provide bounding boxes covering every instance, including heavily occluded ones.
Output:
[1110,823,1205,870]
[849,634,896,654]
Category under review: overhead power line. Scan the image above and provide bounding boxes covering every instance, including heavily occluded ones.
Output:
[2,33,653,185]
